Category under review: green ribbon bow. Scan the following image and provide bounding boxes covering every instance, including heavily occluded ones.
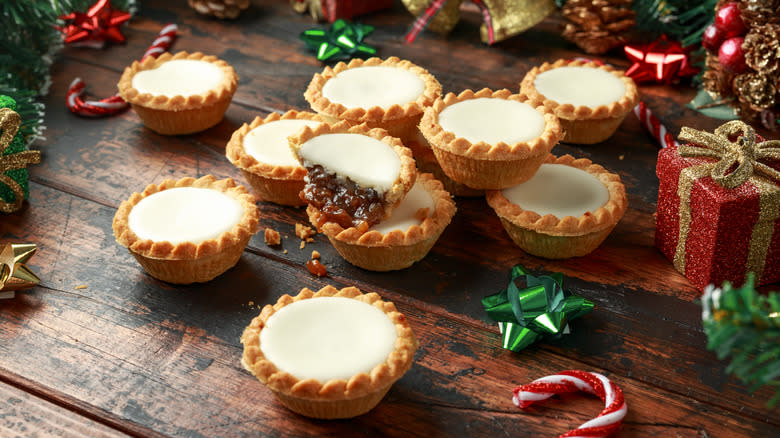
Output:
[481,265,594,352]
[300,19,377,62]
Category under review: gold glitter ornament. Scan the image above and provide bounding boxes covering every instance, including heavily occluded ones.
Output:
[743,24,780,74]
[0,243,40,295]
[0,107,41,214]
[734,72,777,111]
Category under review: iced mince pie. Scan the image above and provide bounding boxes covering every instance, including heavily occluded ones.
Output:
[419,88,562,190]
[226,111,324,206]
[309,173,456,271]
[117,51,238,135]
[112,175,259,283]
[241,285,418,419]
[289,122,416,229]
[486,154,627,259]
[520,59,639,144]
[304,57,441,145]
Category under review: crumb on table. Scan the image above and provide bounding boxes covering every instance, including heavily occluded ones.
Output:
[74,285,87,290]
[295,223,316,240]
[264,228,281,246]
[311,250,320,259]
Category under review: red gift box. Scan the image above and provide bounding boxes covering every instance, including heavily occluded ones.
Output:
[292,0,394,22]
[655,122,780,290]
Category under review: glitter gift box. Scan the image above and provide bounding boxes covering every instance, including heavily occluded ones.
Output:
[655,121,780,290]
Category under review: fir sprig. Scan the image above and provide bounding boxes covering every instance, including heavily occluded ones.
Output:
[632,0,719,47]
[702,277,780,407]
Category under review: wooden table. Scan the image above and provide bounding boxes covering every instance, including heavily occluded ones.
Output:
[1,1,777,436]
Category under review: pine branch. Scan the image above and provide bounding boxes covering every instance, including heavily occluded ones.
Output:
[702,276,780,407]
[632,0,719,46]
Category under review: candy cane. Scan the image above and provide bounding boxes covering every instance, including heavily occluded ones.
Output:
[634,101,679,149]
[66,23,177,117]
[513,370,627,438]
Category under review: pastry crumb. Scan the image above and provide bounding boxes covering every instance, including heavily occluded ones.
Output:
[619,155,625,160]
[283,249,288,254]
[295,223,316,240]
[311,250,320,259]
[74,285,87,290]
[264,228,281,246]
[248,301,254,306]
[305,237,314,243]
[300,241,306,250]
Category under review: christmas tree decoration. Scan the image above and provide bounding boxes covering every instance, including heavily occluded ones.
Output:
[188,0,250,19]
[561,0,636,55]
[624,36,699,84]
[655,120,780,290]
[482,265,593,352]
[512,370,627,437]
[0,96,41,214]
[58,0,132,48]
[300,19,376,61]
[0,243,40,300]
[631,0,718,48]
[291,0,394,23]
[697,1,779,131]
[66,23,178,117]
[702,277,780,407]
[403,0,557,45]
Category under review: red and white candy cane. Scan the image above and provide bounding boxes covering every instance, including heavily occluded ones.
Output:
[634,101,679,149]
[513,370,627,438]
[67,23,177,117]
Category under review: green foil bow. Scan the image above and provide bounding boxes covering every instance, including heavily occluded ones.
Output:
[481,265,594,352]
[300,19,376,62]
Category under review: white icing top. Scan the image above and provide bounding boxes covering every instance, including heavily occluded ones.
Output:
[322,66,425,109]
[501,164,608,218]
[128,187,243,244]
[259,297,398,382]
[243,119,322,167]
[533,66,626,107]
[371,181,434,234]
[299,133,401,193]
[131,59,224,97]
[438,98,545,145]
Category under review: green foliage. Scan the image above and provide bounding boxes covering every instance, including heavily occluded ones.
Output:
[632,0,719,47]
[702,277,780,407]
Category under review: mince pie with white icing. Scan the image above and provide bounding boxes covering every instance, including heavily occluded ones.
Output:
[112,175,259,283]
[520,59,639,144]
[226,111,324,206]
[118,51,238,135]
[486,154,627,259]
[241,285,417,419]
[304,57,441,145]
[420,88,562,190]
[310,173,456,271]
[289,122,416,229]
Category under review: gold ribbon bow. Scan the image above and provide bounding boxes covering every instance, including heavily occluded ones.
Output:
[672,120,780,280]
[0,243,40,295]
[678,120,780,190]
[1,107,41,213]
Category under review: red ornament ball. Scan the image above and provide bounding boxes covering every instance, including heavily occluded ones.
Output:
[718,37,748,74]
[714,2,747,39]
[702,24,725,53]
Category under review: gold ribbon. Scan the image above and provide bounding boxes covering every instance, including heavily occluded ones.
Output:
[402,0,556,44]
[0,107,41,214]
[0,243,40,293]
[673,121,780,280]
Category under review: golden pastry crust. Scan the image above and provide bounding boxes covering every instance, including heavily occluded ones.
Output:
[240,285,418,417]
[225,111,325,206]
[419,88,562,161]
[520,59,639,121]
[309,174,456,271]
[117,51,238,111]
[113,175,259,260]
[288,121,417,221]
[304,56,441,124]
[485,154,627,236]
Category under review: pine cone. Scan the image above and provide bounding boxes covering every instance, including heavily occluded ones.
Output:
[743,24,780,74]
[561,0,636,55]
[188,0,249,19]
[739,0,780,26]
[734,72,777,110]
[702,53,734,99]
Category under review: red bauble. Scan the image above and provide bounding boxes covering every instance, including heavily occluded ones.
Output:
[718,37,748,74]
[714,2,747,39]
[702,24,725,53]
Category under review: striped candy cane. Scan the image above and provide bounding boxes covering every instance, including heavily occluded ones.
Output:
[66,23,177,117]
[634,100,679,149]
[513,370,628,438]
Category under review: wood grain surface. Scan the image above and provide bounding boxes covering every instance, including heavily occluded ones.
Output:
[1,1,777,437]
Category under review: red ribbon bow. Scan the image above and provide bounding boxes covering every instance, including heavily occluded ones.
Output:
[624,36,698,84]
[59,0,131,47]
